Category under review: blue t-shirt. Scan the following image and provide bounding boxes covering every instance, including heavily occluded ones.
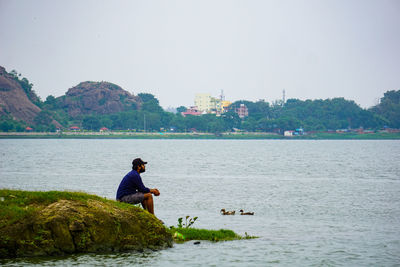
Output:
[116,170,150,200]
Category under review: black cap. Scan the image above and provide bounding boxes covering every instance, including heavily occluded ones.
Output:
[132,158,147,170]
[132,158,147,165]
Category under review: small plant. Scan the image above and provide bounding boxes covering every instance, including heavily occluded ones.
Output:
[177,215,198,228]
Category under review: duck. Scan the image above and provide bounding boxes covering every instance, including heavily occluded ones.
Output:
[239,209,254,215]
[220,209,235,215]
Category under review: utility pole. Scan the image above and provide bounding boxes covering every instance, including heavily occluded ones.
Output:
[282,89,286,106]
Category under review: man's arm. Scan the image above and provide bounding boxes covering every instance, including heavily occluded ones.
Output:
[134,173,151,193]
[134,172,159,196]
[150,188,160,196]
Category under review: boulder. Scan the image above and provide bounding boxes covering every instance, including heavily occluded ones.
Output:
[0,197,172,258]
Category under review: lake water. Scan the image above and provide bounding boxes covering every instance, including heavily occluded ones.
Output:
[1,139,400,266]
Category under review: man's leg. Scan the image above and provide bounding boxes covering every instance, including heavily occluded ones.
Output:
[142,193,154,214]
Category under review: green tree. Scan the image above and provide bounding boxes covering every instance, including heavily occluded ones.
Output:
[15,124,25,132]
[0,121,14,132]
[241,117,257,131]
[170,113,186,131]
[142,101,164,113]
[275,116,301,132]
[208,120,225,133]
[82,115,101,131]
[144,112,161,131]
[221,112,241,130]
[18,77,42,108]
[176,106,187,113]
[44,95,58,110]
[110,114,124,129]
[45,95,56,105]
[184,115,207,132]
[138,93,164,114]
[34,111,53,127]
[160,112,174,129]
[100,117,113,129]
[370,90,400,128]
[257,117,275,132]
[138,93,159,104]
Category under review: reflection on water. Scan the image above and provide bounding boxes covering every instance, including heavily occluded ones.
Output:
[1,140,400,266]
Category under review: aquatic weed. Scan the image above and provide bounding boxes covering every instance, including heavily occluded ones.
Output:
[176,216,198,228]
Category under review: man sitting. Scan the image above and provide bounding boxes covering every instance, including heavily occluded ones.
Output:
[116,158,160,215]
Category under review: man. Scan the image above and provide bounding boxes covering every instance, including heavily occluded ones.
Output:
[116,158,160,215]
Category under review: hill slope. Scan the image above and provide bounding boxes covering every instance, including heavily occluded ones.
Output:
[0,67,41,124]
[57,81,142,118]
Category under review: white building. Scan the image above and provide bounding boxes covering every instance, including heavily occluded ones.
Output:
[195,93,212,113]
[195,93,224,114]
[284,131,294,137]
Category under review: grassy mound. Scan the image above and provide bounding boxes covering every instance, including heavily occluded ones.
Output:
[0,189,172,258]
[170,227,256,242]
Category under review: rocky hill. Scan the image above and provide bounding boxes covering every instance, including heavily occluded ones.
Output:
[57,81,142,118]
[0,66,41,124]
[0,65,142,128]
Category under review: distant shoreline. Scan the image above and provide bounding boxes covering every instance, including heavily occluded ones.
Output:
[1,131,400,140]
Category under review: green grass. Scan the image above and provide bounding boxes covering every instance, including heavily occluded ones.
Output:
[0,189,105,206]
[0,189,133,228]
[0,189,175,257]
[169,227,257,242]
[1,189,256,252]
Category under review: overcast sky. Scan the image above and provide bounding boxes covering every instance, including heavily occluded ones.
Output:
[0,0,399,109]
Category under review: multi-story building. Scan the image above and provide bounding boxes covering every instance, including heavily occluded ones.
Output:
[194,93,233,115]
[210,97,222,114]
[195,93,232,115]
[221,100,232,113]
[194,94,212,113]
[235,104,249,118]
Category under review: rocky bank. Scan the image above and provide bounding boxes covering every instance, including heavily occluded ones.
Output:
[0,190,172,258]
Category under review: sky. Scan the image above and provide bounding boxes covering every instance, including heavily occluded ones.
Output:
[0,0,399,109]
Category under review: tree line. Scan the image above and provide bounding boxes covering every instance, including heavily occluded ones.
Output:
[0,72,399,133]
[63,91,400,133]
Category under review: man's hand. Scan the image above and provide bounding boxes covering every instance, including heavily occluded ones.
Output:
[151,188,160,196]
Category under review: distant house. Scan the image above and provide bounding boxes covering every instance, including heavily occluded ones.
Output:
[294,128,304,135]
[235,104,248,118]
[100,127,109,132]
[221,100,232,113]
[284,131,294,137]
[181,106,202,117]
[284,129,304,136]
[384,128,400,133]
[69,126,80,131]
[25,127,33,132]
